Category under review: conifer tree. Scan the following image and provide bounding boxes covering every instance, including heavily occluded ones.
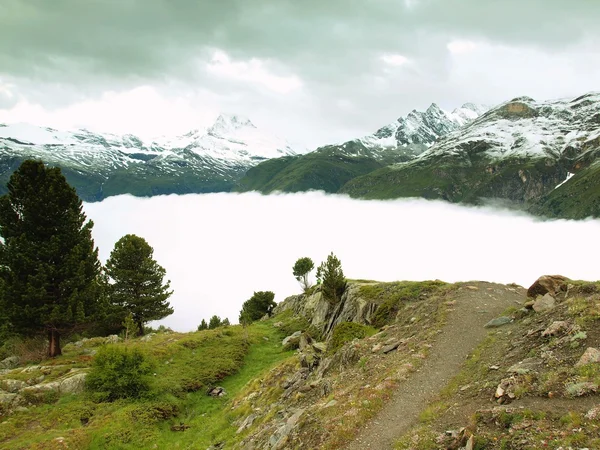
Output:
[316,252,346,304]
[0,160,102,357]
[238,291,276,324]
[208,315,222,329]
[105,234,173,335]
[197,319,208,331]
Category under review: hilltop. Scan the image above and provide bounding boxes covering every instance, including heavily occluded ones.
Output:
[1,276,600,449]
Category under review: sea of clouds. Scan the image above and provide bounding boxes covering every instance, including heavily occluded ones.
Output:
[84,192,600,331]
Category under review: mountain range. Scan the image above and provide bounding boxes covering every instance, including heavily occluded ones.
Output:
[0,115,297,200]
[1,92,599,219]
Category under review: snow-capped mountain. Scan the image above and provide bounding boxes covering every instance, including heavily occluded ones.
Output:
[418,93,600,163]
[321,102,488,162]
[341,92,600,216]
[0,115,298,201]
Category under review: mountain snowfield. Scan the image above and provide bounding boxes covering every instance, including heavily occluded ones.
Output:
[417,92,600,163]
[359,102,489,150]
[0,114,298,200]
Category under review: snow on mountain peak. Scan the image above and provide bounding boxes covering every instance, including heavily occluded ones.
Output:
[209,114,256,136]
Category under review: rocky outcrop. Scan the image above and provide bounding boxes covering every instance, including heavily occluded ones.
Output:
[273,282,379,338]
[527,275,570,298]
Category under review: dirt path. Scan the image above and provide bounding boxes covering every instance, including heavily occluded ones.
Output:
[346,282,525,450]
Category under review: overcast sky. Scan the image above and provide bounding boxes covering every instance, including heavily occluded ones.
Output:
[1,0,599,148]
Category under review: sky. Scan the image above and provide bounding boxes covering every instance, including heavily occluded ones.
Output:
[1,0,599,148]
[84,192,600,331]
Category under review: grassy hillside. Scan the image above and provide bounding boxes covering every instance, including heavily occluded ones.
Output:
[530,163,600,219]
[0,320,295,449]
[236,152,384,194]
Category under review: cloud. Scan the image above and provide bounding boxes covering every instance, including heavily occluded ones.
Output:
[83,192,600,332]
[1,0,599,147]
[206,50,303,94]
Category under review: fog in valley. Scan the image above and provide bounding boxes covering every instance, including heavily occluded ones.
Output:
[84,192,600,331]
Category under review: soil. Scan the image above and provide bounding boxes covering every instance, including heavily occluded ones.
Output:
[345,282,526,450]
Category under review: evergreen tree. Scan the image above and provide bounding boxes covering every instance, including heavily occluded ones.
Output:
[197,319,208,331]
[208,315,222,329]
[292,257,314,292]
[105,234,173,335]
[221,318,231,327]
[0,160,102,357]
[316,252,346,303]
[239,291,276,325]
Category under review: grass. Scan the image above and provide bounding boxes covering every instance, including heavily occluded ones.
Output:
[0,320,293,449]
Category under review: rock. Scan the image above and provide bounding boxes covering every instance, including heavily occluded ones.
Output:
[0,392,17,404]
[59,372,87,394]
[532,294,556,313]
[527,275,569,298]
[298,333,313,351]
[140,333,155,342]
[507,358,543,375]
[585,405,600,420]
[371,343,383,353]
[207,386,227,397]
[465,286,479,291]
[495,386,505,398]
[236,414,257,434]
[269,409,305,450]
[312,342,326,353]
[565,382,598,397]
[465,435,475,450]
[104,335,120,344]
[523,300,535,310]
[0,379,27,393]
[273,322,283,328]
[282,331,302,349]
[382,341,402,354]
[0,356,19,370]
[542,321,571,337]
[484,317,513,328]
[575,347,600,367]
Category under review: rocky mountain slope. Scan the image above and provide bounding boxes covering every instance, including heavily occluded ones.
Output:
[341,93,600,215]
[2,276,600,449]
[236,103,488,194]
[0,115,297,201]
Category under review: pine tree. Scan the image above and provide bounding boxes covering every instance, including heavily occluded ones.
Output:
[105,234,173,335]
[0,160,102,357]
[239,291,276,325]
[208,315,222,329]
[197,319,208,331]
[316,252,346,304]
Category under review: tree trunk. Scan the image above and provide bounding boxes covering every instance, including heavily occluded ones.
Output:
[137,319,145,336]
[48,330,62,357]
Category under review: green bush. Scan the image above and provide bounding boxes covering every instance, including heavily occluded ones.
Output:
[329,322,375,354]
[86,345,154,401]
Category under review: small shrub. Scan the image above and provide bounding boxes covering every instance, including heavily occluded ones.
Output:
[329,322,376,354]
[129,401,179,424]
[86,345,154,401]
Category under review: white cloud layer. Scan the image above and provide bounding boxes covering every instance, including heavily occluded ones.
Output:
[83,192,600,331]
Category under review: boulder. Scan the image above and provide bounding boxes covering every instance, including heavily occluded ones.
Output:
[507,358,543,375]
[0,392,17,405]
[298,333,313,351]
[0,379,27,393]
[104,335,120,344]
[0,356,19,370]
[282,331,302,349]
[575,348,600,367]
[59,372,87,394]
[542,321,571,337]
[484,317,513,328]
[312,342,326,354]
[565,382,598,397]
[207,386,227,397]
[140,333,155,342]
[527,275,569,299]
[532,294,556,313]
[382,341,402,354]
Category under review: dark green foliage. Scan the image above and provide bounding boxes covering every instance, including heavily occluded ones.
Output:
[0,160,103,357]
[329,322,375,354]
[236,152,384,194]
[221,318,231,327]
[208,315,222,329]
[86,345,154,401]
[197,319,208,331]
[105,234,173,335]
[239,291,276,325]
[365,281,449,328]
[316,253,346,303]
[273,309,324,342]
[293,257,314,292]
